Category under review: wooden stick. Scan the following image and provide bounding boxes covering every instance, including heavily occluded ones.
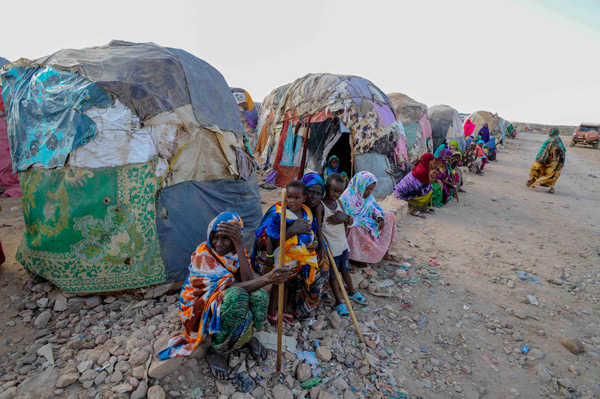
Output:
[276,188,287,376]
[325,242,364,343]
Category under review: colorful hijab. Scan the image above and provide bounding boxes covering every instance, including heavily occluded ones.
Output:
[301,172,325,193]
[439,149,453,159]
[433,144,447,158]
[157,212,245,359]
[340,171,384,239]
[412,153,435,184]
[537,127,566,166]
[323,155,347,182]
[475,140,486,159]
[484,137,497,151]
[465,136,474,147]
[464,119,476,137]
[448,140,461,155]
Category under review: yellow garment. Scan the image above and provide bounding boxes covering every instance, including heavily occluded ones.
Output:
[528,161,562,188]
[407,190,433,211]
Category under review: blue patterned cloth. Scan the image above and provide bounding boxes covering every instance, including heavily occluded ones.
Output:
[1,66,112,172]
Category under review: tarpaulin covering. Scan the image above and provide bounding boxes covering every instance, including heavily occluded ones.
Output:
[155,172,262,282]
[388,92,431,162]
[1,66,112,172]
[0,94,20,197]
[34,41,244,136]
[429,105,465,153]
[466,110,502,144]
[0,57,8,68]
[17,161,166,293]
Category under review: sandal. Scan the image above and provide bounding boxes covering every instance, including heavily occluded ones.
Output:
[268,313,294,326]
[246,337,267,360]
[349,292,368,305]
[335,304,350,317]
[206,348,230,380]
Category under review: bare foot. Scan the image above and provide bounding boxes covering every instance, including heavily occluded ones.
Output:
[548,188,555,194]
[206,348,229,380]
[246,336,268,361]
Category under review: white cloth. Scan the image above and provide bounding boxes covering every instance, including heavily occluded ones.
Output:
[321,200,350,257]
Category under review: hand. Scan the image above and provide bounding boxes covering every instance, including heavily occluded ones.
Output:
[267,266,290,284]
[326,211,347,226]
[344,216,354,227]
[307,241,318,252]
[265,255,274,269]
[218,222,243,246]
[288,219,311,236]
[318,245,327,260]
[378,219,385,231]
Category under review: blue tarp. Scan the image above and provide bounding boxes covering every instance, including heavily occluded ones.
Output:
[1,66,112,172]
[155,173,263,282]
[0,57,9,68]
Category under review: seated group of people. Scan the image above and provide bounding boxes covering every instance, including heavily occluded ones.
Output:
[158,166,397,380]
[394,127,499,218]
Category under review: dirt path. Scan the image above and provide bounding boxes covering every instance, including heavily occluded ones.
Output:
[0,132,598,399]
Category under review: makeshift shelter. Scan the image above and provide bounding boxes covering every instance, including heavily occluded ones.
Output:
[231,87,259,139]
[253,83,291,155]
[429,105,465,153]
[388,92,432,161]
[1,41,262,293]
[0,57,20,197]
[256,74,408,197]
[466,110,502,143]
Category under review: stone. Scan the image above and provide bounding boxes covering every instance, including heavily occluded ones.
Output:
[316,346,332,362]
[105,370,123,384]
[0,388,16,399]
[252,386,265,398]
[34,310,52,329]
[534,364,552,382]
[561,338,584,355]
[527,295,538,306]
[311,320,327,331]
[330,311,342,329]
[56,373,79,388]
[216,381,236,396]
[131,381,148,399]
[395,269,408,279]
[37,343,54,365]
[148,356,184,379]
[94,371,107,386]
[85,296,102,308]
[272,384,293,399]
[527,349,545,360]
[77,360,94,373]
[344,389,356,399]
[296,362,311,382]
[511,332,523,342]
[54,295,68,312]
[147,385,166,399]
[16,366,59,397]
[309,387,320,399]
[454,385,463,393]
[513,309,528,319]
[420,379,433,389]
[132,366,145,379]
[333,378,350,391]
[79,369,99,382]
[557,378,575,389]
[318,392,334,399]
[112,383,133,393]
[129,350,150,366]
[507,280,515,289]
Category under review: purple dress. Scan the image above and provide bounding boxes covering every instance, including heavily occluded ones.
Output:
[394,173,432,200]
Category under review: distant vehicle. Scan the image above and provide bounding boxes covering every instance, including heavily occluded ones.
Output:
[570,123,599,149]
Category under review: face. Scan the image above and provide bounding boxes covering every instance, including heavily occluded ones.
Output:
[363,183,376,199]
[287,186,306,213]
[326,180,345,201]
[305,185,324,208]
[443,155,452,163]
[330,159,338,169]
[211,231,234,256]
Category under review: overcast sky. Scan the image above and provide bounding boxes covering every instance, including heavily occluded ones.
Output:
[3,0,599,125]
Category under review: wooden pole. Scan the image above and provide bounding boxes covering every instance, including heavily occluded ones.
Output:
[276,189,287,376]
[325,241,364,343]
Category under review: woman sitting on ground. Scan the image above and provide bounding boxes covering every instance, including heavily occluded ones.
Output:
[157,212,289,380]
[484,137,498,161]
[476,140,488,172]
[393,153,435,218]
[431,155,458,206]
[340,171,396,266]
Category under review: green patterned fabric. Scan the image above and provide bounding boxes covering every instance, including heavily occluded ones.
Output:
[17,161,166,293]
[212,287,268,355]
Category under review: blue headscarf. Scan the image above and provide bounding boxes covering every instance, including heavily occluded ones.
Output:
[206,212,244,250]
[484,137,497,151]
[301,172,325,192]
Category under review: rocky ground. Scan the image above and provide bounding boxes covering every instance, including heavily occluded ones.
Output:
[0,132,599,399]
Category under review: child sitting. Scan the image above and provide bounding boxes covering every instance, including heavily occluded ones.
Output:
[321,173,367,317]
[262,180,319,323]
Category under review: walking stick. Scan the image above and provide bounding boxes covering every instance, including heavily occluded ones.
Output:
[276,189,287,376]
[324,240,364,343]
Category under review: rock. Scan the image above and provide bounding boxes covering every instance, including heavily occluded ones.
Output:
[558,378,575,389]
[252,386,265,398]
[37,343,54,365]
[296,362,312,382]
[56,373,79,388]
[513,309,528,319]
[129,350,150,366]
[105,370,123,384]
[316,346,332,362]
[420,379,433,389]
[330,311,342,329]
[216,381,235,396]
[333,378,350,391]
[534,364,552,382]
[148,356,184,379]
[491,196,498,201]
[568,365,579,375]
[147,385,166,399]
[311,320,327,331]
[395,269,408,279]
[527,349,545,360]
[17,366,59,397]
[561,338,584,355]
[455,385,463,393]
[507,280,515,289]
[344,389,356,399]
[79,369,99,382]
[85,296,102,308]
[318,392,334,399]
[511,332,523,342]
[527,295,538,306]
[94,371,107,386]
[309,387,320,399]
[131,381,148,399]
[272,384,293,399]
[112,383,133,394]
[132,366,145,379]
[34,309,52,329]
[0,388,16,399]
[54,295,68,312]
[77,360,94,373]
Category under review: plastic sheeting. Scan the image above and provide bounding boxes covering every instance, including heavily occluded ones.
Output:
[155,172,263,282]
[34,40,244,136]
[466,110,502,144]
[354,153,395,197]
[1,66,112,172]
[429,105,466,153]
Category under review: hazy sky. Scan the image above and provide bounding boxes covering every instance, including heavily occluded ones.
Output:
[3,0,599,125]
